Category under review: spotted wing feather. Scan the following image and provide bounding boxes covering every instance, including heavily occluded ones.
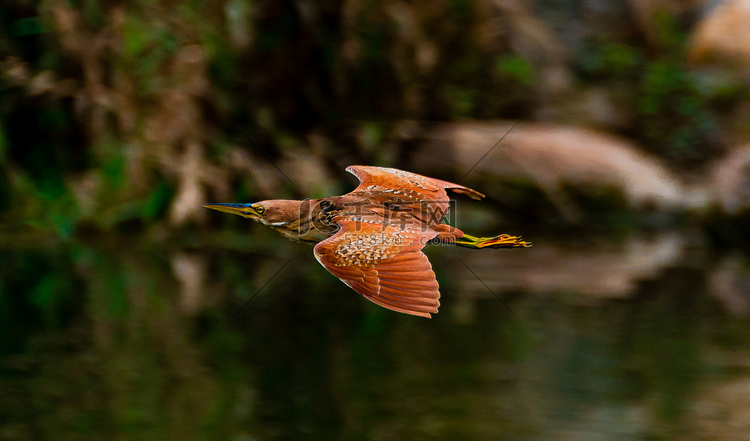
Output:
[313,219,441,318]
[345,165,484,223]
[347,165,484,200]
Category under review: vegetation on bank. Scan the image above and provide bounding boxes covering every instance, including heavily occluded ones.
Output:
[1,1,749,239]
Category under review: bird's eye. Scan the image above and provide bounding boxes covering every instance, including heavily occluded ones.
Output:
[254,205,265,215]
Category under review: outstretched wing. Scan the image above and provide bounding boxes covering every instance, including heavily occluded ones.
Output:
[313,219,441,318]
[345,165,484,223]
[347,165,484,200]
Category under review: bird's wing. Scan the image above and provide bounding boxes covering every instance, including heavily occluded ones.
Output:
[347,165,485,200]
[313,219,441,318]
[345,165,484,222]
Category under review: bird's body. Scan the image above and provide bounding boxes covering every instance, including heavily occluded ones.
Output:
[205,165,529,318]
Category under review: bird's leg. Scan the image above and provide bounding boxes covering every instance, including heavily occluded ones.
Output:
[429,224,530,248]
[430,224,463,246]
[455,233,531,249]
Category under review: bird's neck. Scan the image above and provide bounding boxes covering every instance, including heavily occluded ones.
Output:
[267,198,339,243]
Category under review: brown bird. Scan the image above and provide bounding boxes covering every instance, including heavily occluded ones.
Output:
[205,166,529,318]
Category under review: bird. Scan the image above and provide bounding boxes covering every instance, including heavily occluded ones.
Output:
[204,165,530,318]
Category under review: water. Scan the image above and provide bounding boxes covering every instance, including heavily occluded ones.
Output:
[1,231,750,441]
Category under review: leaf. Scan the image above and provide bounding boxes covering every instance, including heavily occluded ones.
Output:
[14,17,45,36]
[123,16,149,57]
[496,54,536,86]
[142,182,174,220]
[31,274,57,307]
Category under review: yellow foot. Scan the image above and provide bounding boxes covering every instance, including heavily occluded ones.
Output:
[457,233,531,249]
[478,234,531,248]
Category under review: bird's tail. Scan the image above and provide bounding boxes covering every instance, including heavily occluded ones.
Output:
[455,233,531,249]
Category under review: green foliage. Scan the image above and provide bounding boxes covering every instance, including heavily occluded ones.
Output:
[48,192,80,239]
[442,84,478,118]
[639,62,721,162]
[0,0,748,238]
[122,14,180,90]
[495,54,536,87]
[577,42,641,78]
[575,29,746,165]
[142,181,174,221]
[122,15,152,58]
[0,249,84,344]
[13,17,45,36]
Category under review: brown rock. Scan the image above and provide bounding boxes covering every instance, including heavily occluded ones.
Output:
[415,121,686,216]
[689,0,750,76]
[710,143,750,214]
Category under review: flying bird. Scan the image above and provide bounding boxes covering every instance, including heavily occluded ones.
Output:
[205,166,529,318]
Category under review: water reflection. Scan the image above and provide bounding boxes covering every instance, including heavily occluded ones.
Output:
[1,233,749,440]
[453,232,687,303]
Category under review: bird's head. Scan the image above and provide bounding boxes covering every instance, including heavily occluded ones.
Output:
[203,200,305,228]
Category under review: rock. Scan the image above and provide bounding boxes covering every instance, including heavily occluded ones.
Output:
[710,143,750,214]
[415,121,687,214]
[689,0,750,76]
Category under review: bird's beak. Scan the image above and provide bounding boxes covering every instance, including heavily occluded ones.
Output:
[203,203,260,218]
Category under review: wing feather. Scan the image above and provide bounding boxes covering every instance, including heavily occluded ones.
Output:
[313,220,441,318]
[344,165,484,224]
[346,165,484,200]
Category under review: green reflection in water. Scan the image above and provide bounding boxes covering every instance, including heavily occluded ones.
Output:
[0,238,749,441]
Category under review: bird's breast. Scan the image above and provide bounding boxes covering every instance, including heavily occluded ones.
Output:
[273,218,339,244]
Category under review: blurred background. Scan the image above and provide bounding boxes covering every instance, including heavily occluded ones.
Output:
[2,0,750,439]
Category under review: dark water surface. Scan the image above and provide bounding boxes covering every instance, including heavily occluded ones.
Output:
[2,232,750,441]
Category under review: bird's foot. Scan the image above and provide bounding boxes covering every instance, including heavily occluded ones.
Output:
[456,233,531,249]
